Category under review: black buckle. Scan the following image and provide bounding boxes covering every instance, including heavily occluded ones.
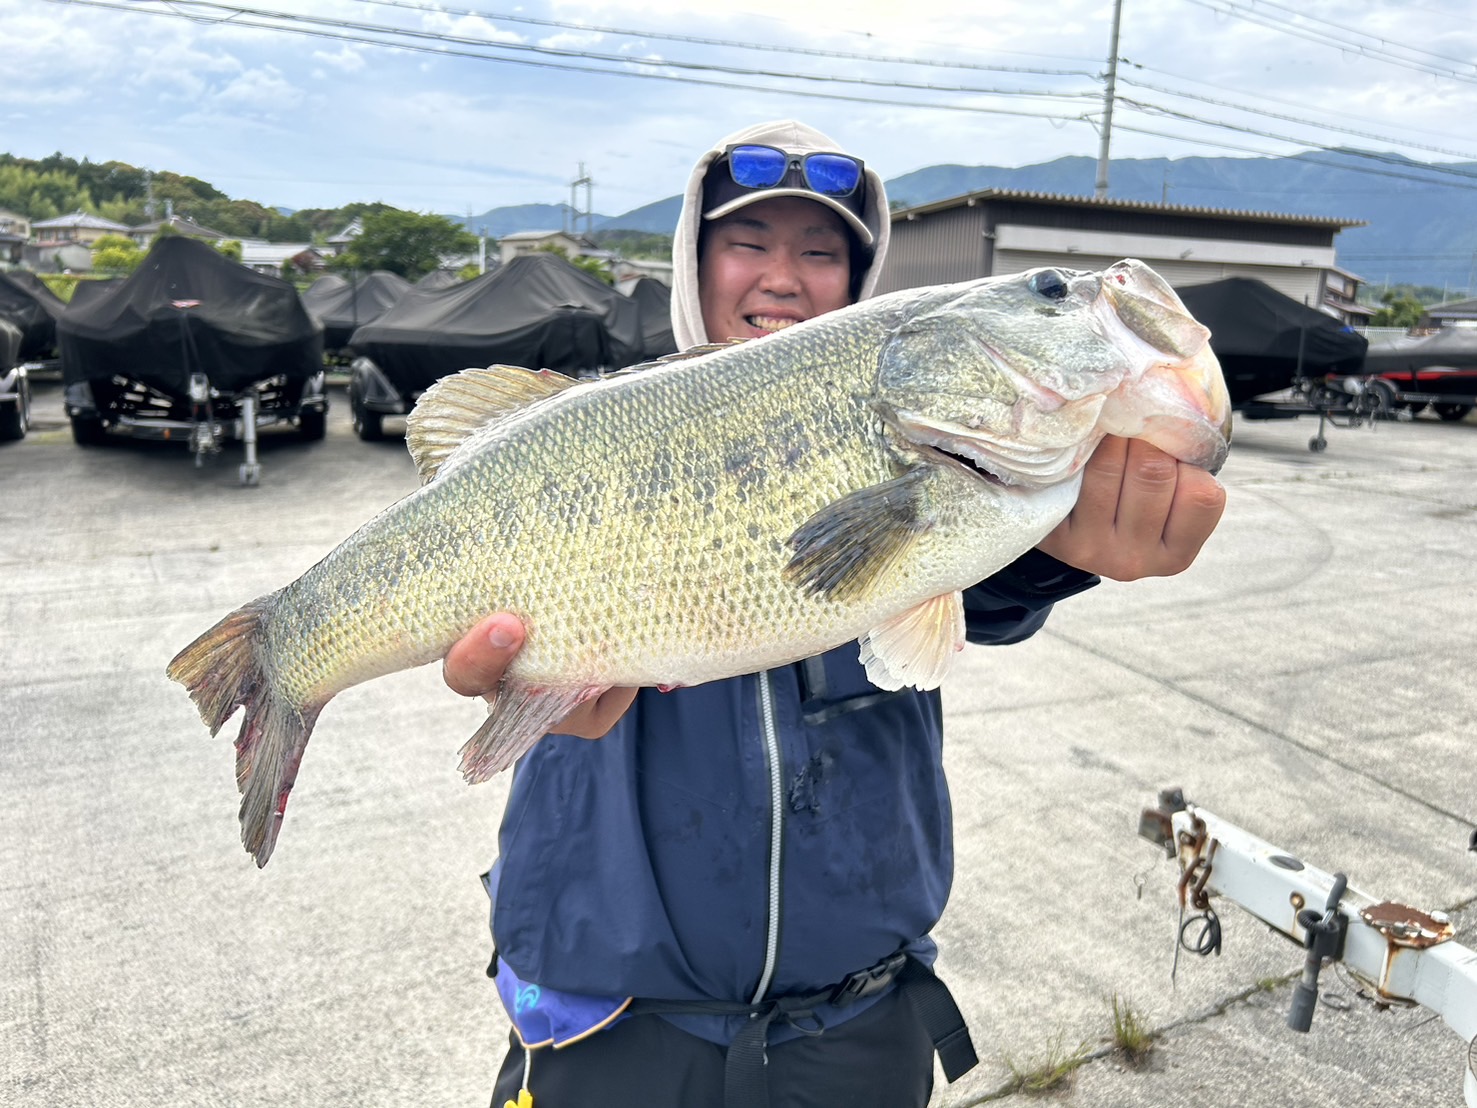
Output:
[830,951,907,1008]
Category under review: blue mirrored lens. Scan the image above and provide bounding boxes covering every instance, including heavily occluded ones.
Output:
[729,145,787,189]
[804,154,862,196]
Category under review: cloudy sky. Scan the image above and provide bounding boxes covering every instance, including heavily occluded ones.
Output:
[5,0,1477,218]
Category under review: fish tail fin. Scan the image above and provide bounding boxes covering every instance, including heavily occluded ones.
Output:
[458,683,599,782]
[167,591,321,867]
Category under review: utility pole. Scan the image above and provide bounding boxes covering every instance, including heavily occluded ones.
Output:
[569,163,594,238]
[1095,0,1124,199]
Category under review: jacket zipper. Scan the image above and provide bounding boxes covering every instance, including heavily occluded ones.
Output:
[750,668,783,1004]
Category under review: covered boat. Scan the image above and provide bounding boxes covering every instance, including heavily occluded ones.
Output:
[57,236,327,481]
[621,275,677,362]
[1356,327,1477,420]
[0,270,66,361]
[301,270,410,352]
[346,252,641,439]
[1175,278,1368,406]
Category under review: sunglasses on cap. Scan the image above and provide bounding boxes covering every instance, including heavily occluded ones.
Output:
[718,143,866,211]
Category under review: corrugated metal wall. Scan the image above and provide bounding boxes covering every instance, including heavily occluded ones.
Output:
[883,235,1324,305]
[876,197,1343,306]
[874,206,988,294]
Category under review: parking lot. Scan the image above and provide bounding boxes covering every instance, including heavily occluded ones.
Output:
[3,376,1476,1106]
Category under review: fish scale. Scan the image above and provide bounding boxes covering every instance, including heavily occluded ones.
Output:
[168,259,1231,866]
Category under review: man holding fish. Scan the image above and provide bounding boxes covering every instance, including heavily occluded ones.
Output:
[452,120,1228,1107]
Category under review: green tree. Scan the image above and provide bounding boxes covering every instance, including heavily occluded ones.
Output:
[334,209,476,279]
[90,233,144,274]
[216,239,243,263]
[1369,290,1426,329]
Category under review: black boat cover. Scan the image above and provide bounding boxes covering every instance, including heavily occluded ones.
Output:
[302,270,411,350]
[1175,278,1368,405]
[0,270,66,359]
[415,269,462,291]
[66,278,119,309]
[58,236,323,394]
[1361,327,1477,373]
[0,318,20,371]
[350,252,642,394]
[623,276,677,362]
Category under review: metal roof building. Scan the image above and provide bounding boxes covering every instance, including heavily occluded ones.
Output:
[876,188,1367,322]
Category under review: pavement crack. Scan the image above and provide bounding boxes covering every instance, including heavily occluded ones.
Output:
[1046,629,1475,829]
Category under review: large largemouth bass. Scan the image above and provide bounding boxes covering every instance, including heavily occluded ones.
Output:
[169,259,1231,866]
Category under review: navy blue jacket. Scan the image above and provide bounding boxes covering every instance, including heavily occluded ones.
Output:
[487,550,1096,1044]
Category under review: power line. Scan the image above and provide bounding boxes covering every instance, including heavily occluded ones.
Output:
[1116,74,1477,164]
[59,0,1100,121]
[341,0,1099,79]
[1199,0,1477,76]
[1116,96,1477,185]
[1181,0,1477,84]
[1111,119,1477,194]
[1118,55,1477,152]
[74,0,1100,104]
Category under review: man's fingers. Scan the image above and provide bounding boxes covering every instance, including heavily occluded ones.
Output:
[1067,434,1130,531]
[562,687,640,739]
[442,613,526,698]
[1109,439,1183,548]
[1158,465,1227,573]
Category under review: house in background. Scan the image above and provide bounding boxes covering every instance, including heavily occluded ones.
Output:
[497,229,594,266]
[607,255,672,286]
[327,218,362,256]
[1421,297,1477,329]
[127,214,229,247]
[30,210,134,248]
[877,189,1367,326]
[0,209,28,266]
[238,241,325,275]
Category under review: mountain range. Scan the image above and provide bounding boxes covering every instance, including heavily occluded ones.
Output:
[450,148,1477,295]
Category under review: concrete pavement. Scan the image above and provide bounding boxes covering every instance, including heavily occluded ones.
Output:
[2,379,1474,1107]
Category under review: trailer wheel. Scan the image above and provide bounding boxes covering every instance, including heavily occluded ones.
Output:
[71,414,107,446]
[1309,435,1328,453]
[352,398,384,442]
[1365,378,1398,417]
[299,406,327,441]
[0,395,25,441]
[1432,403,1472,422]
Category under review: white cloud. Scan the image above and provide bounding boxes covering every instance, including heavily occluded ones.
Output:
[311,45,368,73]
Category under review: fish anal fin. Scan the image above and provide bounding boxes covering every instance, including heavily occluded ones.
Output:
[459,682,605,782]
[858,592,965,691]
[405,364,580,484]
[784,469,934,603]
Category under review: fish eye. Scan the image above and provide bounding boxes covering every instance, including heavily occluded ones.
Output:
[1029,269,1069,301]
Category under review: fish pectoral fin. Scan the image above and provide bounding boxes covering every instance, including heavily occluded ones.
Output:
[458,682,603,782]
[858,592,965,692]
[784,469,934,602]
[406,365,581,484]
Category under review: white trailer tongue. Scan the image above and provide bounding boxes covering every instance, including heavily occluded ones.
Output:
[1141,788,1477,1107]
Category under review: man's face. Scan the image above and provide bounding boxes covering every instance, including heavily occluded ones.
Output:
[698,195,854,342]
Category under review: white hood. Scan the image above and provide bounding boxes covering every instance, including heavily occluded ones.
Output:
[670,119,892,350]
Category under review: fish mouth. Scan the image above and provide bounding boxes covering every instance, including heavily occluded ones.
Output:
[893,409,1086,488]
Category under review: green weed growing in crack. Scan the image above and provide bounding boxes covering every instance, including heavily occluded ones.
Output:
[1108,994,1154,1064]
[1002,1033,1093,1094]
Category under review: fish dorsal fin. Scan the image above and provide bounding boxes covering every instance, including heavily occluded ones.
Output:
[618,340,748,375]
[406,365,580,484]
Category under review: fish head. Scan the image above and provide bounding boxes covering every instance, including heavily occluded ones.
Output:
[877,259,1231,486]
